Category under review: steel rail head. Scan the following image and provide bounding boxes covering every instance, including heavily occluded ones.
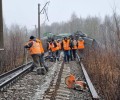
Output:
[76,53,100,99]
[0,62,32,79]
[0,62,32,91]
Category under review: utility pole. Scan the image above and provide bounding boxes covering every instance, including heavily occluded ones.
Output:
[38,4,40,39]
[0,0,3,50]
[38,1,50,39]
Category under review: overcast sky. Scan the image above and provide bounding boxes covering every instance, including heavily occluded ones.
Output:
[2,0,120,29]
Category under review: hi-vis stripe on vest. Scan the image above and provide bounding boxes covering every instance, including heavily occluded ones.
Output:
[29,41,44,54]
[78,40,85,49]
[63,40,70,50]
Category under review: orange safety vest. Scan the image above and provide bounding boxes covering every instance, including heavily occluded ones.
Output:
[72,40,77,50]
[48,43,56,52]
[63,40,71,50]
[36,39,44,53]
[78,40,85,49]
[29,41,43,55]
[58,42,62,50]
[56,41,62,50]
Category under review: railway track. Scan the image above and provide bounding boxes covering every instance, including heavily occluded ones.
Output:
[43,53,99,100]
[0,53,100,100]
[0,62,32,91]
[0,52,50,92]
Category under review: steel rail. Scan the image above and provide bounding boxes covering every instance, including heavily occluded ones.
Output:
[76,53,100,100]
[0,52,52,91]
[0,62,32,91]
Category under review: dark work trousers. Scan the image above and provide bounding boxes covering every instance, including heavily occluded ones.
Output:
[32,54,45,67]
[56,50,60,61]
[39,54,45,67]
[72,49,77,60]
[49,51,56,62]
[64,50,70,62]
[51,51,56,62]
[69,50,73,61]
[31,54,41,68]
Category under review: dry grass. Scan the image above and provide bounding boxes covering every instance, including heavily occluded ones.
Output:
[83,46,120,100]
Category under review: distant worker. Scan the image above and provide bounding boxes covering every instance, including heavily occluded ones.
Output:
[77,37,85,59]
[69,36,73,61]
[71,37,77,60]
[24,36,47,75]
[47,40,53,60]
[55,39,62,61]
[47,39,57,62]
[62,37,71,63]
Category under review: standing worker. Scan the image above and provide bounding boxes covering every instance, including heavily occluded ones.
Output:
[47,39,57,62]
[62,37,71,63]
[55,39,61,61]
[71,37,77,60]
[77,37,85,60]
[69,36,73,61]
[24,36,47,75]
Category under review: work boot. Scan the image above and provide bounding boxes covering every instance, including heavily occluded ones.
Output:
[30,64,35,72]
[37,67,47,75]
[41,67,47,75]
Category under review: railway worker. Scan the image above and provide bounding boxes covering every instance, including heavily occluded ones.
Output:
[69,36,74,61]
[55,39,61,61]
[48,39,57,62]
[61,37,71,63]
[24,36,47,75]
[47,40,53,60]
[77,37,85,60]
[47,40,54,61]
[36,38,48,71]
[71,37,77,60]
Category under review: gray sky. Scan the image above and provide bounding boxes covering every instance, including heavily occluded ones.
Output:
[3,0,120,29]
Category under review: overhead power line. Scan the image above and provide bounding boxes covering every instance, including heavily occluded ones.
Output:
[38,1,50,39]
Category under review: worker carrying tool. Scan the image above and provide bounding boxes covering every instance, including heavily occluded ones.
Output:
[24,36,48,75]
[65,74,87,91]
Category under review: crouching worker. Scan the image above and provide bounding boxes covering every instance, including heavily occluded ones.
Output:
[24,36,48,75]
[65,74,87,91]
